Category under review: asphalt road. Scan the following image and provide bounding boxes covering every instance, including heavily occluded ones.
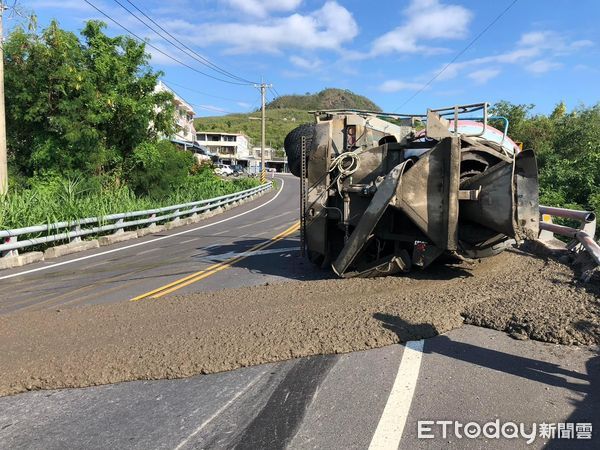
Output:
[0,174,598,449]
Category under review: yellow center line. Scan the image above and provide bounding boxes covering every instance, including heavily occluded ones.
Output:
[130,221,300,302]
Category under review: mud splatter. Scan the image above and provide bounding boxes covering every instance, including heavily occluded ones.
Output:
[0,249,598,396]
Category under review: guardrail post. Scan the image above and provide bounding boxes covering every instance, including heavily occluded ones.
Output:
[1,236,18,258]
[71,224,82,243]
[148,213,157,228]
[114,218,124,235]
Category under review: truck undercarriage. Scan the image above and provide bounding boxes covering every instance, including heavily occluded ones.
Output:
[285,102,540,277]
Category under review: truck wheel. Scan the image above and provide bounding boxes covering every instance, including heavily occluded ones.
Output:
[284,123,315,177]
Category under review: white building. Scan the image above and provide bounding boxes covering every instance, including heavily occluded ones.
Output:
[155,81,197,142]
[196,131,250,165]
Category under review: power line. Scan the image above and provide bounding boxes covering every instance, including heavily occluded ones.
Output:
[394,0,519,111]
[161,79,247,103]
[268,86,279,101]
[271,86,283,98]
[118,0,257,85]
[83,0,251,85]
[191,103,237,115]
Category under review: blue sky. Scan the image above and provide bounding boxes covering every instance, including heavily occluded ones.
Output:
[15,0,600,117]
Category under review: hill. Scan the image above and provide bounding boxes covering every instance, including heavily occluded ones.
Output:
[194,89,380,151]
[194,108,312,153]
[266,88,381,112]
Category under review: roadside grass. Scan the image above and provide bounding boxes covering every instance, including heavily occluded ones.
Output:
[0,172,262,232]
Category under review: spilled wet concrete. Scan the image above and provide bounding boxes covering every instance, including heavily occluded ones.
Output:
[0,249,598,396]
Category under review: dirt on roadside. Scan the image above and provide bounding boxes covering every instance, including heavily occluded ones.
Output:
[0,249,598,397]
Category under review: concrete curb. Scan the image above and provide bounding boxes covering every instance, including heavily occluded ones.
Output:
[0,252,44,269]
[44,240,100,259]
[99,231,138,246]
[0,187,269,271]
[137,225,165,238]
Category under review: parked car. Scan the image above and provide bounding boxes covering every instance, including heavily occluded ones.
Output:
[231,164,245,177]
[214,164,234,176]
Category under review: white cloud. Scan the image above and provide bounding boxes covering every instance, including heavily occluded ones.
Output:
[289,55,322,70]
[525,59,562,74]
[371,0,472,55]
[379,80,426,93]
[222,0,302,18]
[468,68,500,85]
[518,31,593,53]
[183,2,357,54]
[435,29,589,82]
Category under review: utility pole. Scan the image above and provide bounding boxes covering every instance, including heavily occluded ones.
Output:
[254,81,272,183]
[0,1,7,195]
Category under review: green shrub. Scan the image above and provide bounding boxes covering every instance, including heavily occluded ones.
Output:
[125,141,195,199]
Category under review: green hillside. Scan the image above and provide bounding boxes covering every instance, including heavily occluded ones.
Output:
[194,88,381,151]
[195,108,312,153]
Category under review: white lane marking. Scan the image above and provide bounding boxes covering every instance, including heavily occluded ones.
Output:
[173,371,266,450]
[0,178,286,281]
[368,340,425,450]
[202,246,300,262]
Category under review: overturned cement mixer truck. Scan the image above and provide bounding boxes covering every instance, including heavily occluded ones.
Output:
[284,102,540,278]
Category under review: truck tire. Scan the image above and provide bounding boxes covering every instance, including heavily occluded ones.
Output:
[284,123,315,177]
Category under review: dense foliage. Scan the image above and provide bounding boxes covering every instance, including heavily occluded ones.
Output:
[1,20,260,231]
[0,168,259,230]
[5,20,175,179]
[490,101,600,214]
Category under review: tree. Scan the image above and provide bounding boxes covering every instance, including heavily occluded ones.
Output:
[4,20,175,178]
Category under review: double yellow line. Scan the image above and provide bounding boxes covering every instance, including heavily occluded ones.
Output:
[130,221,300,301]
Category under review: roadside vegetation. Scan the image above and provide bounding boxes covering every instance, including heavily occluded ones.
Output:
[1,20,259,231]
[490,101,600,216]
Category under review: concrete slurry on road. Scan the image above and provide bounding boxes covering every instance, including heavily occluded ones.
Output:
[0,326,597,449]
[0,173,598,449]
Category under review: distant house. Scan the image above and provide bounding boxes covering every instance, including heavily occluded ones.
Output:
[155,81,197,142]
[155,81,214,162]
[195,131,288,172]
[196,131,250,166]
[250,147,287,173]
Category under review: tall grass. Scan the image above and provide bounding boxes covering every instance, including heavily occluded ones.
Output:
[0,172,262,231]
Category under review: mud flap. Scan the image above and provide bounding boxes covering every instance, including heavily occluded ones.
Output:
[391,137,461,250]
[514,149,539,241]
[331,160,413,277]
[460,149,539,242]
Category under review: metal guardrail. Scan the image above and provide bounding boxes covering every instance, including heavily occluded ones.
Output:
[538,205,600,280]
[0,182,272,256]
